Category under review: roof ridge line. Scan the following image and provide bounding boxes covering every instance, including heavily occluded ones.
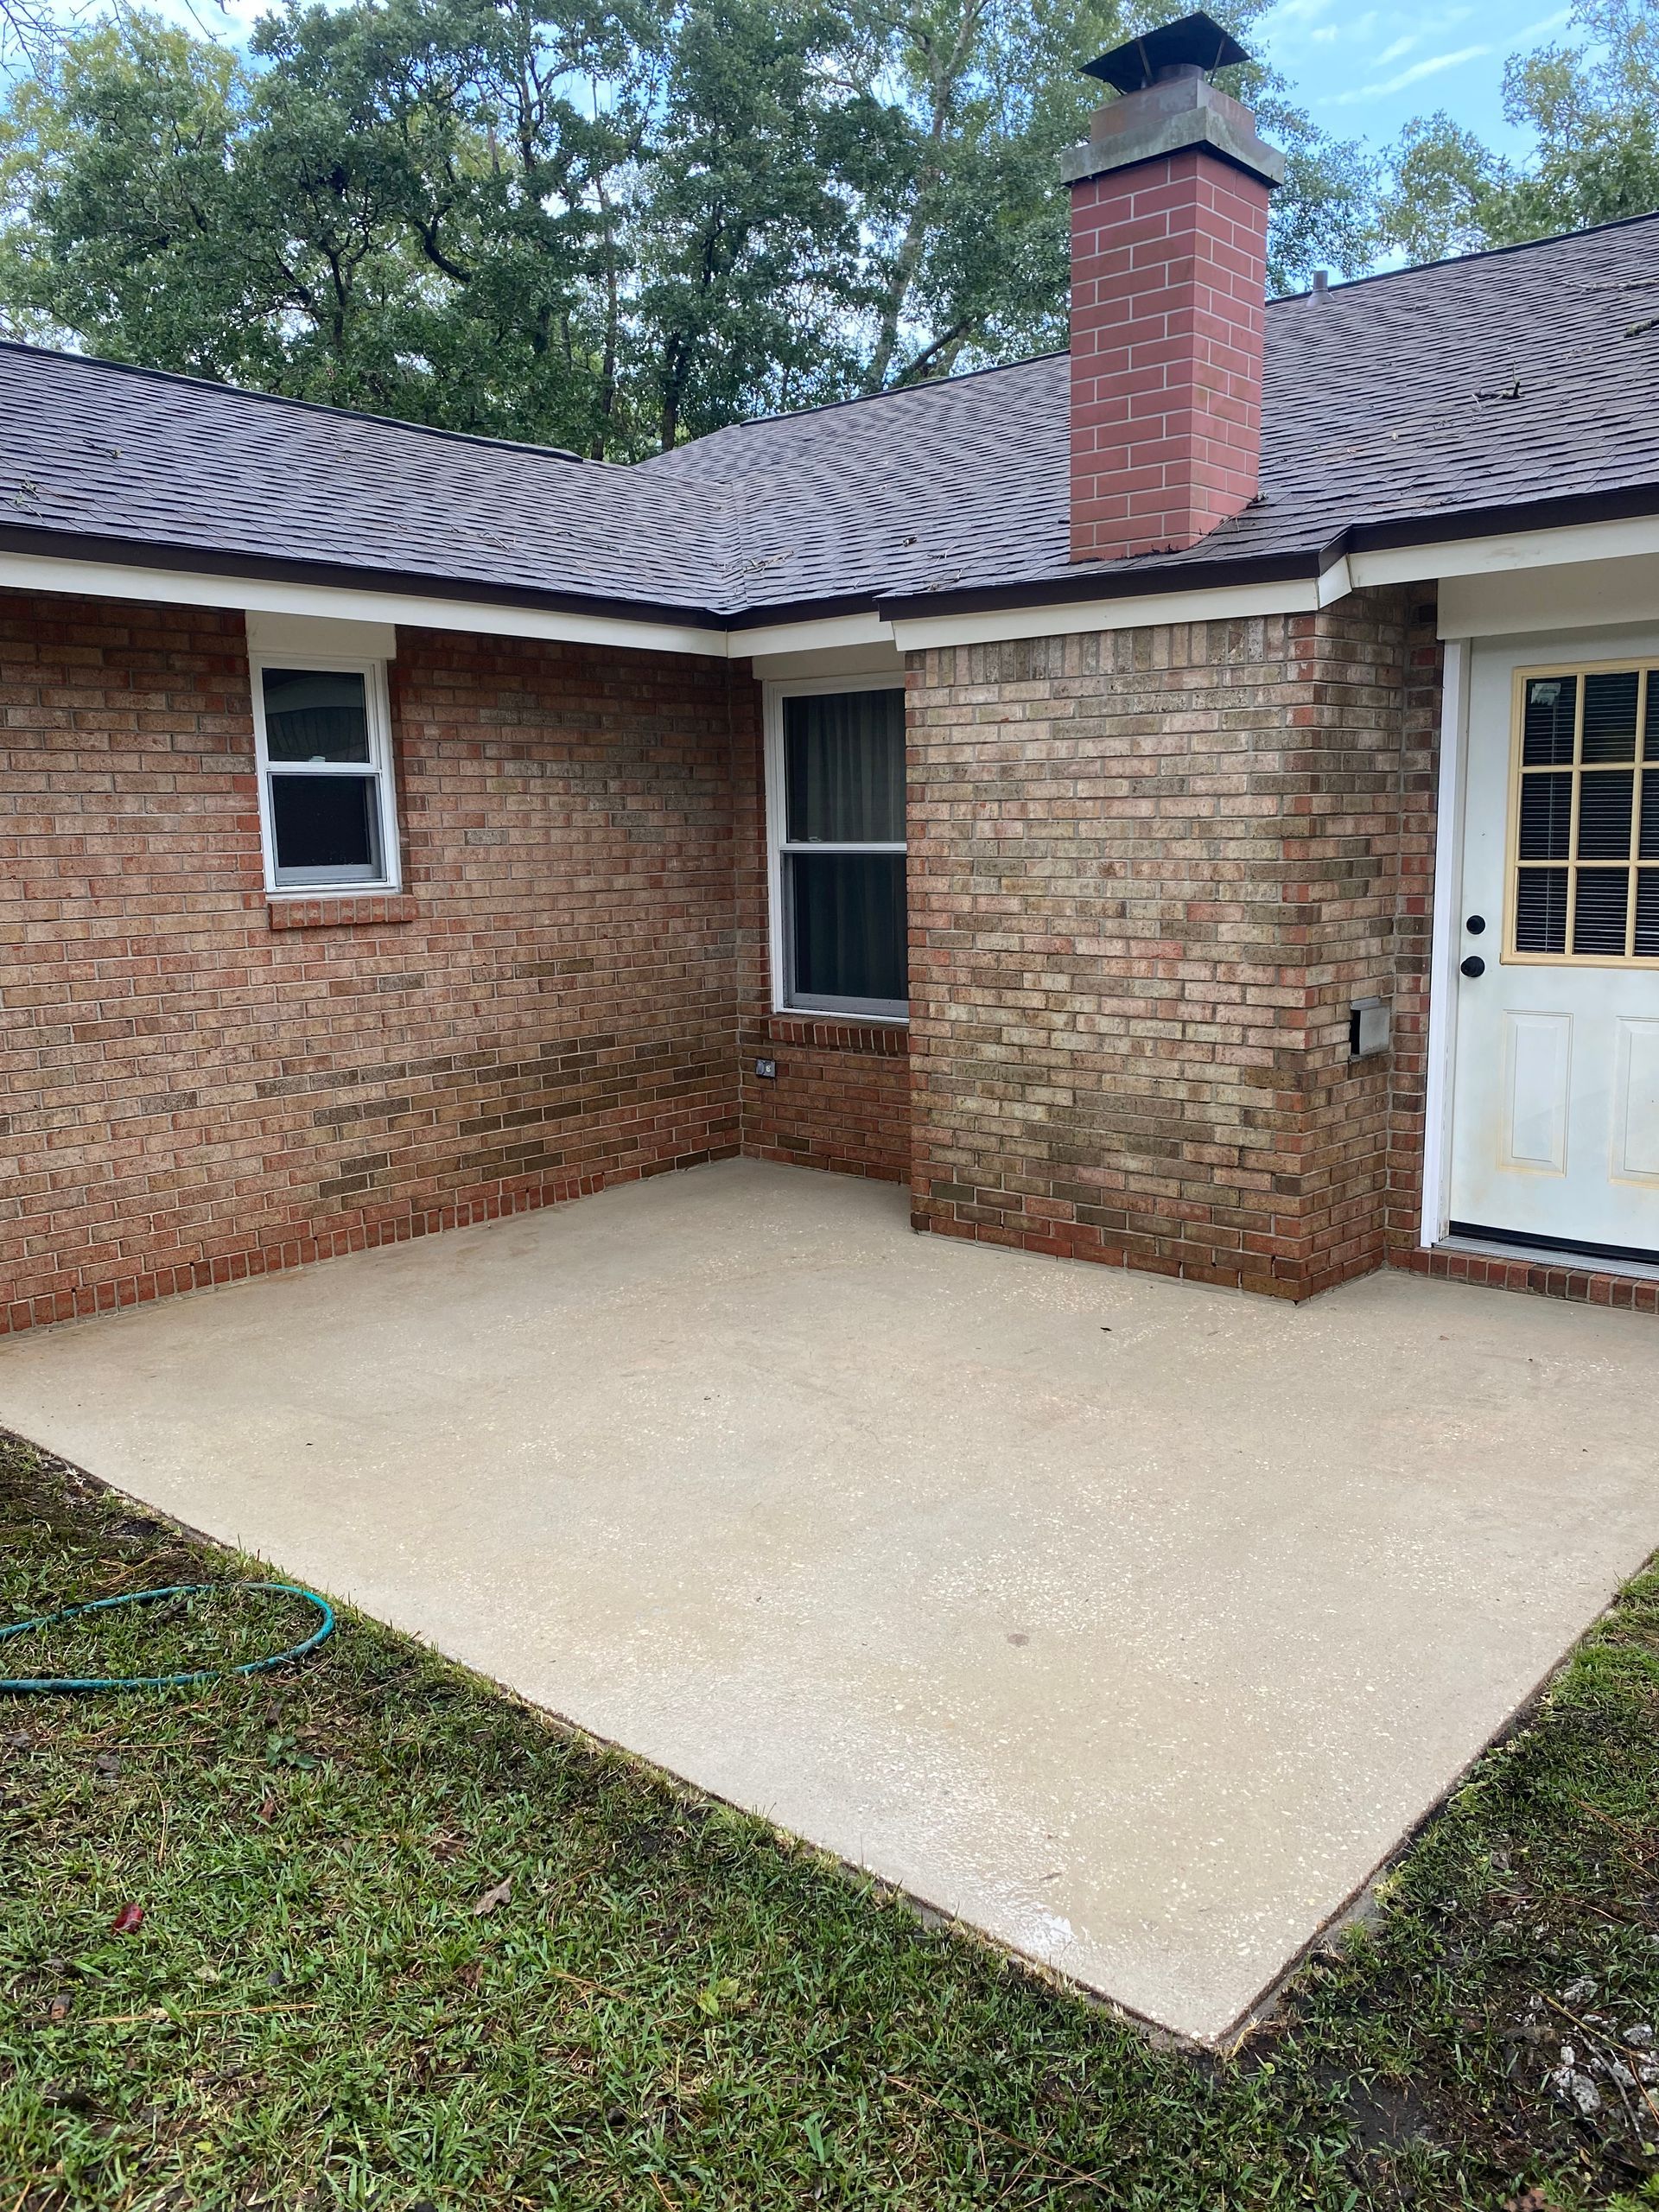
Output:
[1272,206,1659,303]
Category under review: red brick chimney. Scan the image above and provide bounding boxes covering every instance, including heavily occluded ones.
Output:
[1064,10,1284,563]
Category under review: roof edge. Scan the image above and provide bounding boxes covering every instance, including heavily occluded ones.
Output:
[0,523,726,632]
[13,475,1659,640]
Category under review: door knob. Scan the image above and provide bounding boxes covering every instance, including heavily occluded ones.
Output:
[1465,913,1486,934]
[1460,955,1485,978]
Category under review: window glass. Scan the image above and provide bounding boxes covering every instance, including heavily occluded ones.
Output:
[262,668,372,763]
[789,855,906,1008]
[270,775,380,880]
[1512,664,1659,963]
[784,690,905,843]
[1522,676,1576,765]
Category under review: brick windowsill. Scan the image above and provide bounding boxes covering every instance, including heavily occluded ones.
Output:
[267,893,419,931]
[748,1013,908,1057]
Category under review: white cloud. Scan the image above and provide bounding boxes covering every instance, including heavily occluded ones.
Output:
[1326,41,1493,104]
[1259,0,1337,27]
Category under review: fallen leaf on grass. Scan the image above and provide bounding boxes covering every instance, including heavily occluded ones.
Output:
[472,1878,512,1916]
[255,1792,278,1823]
[110,1904,144,1934]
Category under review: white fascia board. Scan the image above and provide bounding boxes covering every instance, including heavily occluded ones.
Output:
[1349,511,1659,591]
[0,546,912,663]
[0,550,728,658]
[727,610,894,659]
[887,572,1329,652]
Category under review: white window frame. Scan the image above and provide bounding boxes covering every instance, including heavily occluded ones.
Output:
[249,652,401,895]
[764,673,908,1024]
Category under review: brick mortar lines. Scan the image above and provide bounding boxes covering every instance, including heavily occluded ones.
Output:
[903,589,1436,1300]
[728,672,912,1185]
[1,592,748,1334]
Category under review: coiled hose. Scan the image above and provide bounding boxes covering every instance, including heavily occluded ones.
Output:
[0,1581,335,1692]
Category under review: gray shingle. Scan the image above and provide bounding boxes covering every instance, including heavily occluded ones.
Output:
[3,212,1659,625]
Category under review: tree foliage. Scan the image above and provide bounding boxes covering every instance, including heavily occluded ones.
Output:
[1380,0,1659,262]
[0,0,1375,454]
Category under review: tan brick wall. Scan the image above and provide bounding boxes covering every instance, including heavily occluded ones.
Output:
[1,591,745,1332]
[906,588,1438,1298]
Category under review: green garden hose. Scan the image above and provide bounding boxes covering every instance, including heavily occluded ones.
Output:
[0,1581,335,1693]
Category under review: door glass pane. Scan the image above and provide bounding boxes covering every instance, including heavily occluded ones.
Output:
[1641,772,1659,860]
[1518,772,1572,859]
[270,772,380,879]
[263,669,372,763]
[1522,676,1576,765]
[1573,868,1629,956]
[784,690,904,843]
[1581,671,1639,761]
[1637,870,1659,957]
[1515,868,1567,954]
[1576,769,1635,859]
[788,853,906,1006]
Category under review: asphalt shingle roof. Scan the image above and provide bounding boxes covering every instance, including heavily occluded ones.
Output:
[3,211,1659,626]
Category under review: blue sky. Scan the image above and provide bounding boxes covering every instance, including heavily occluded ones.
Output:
[1258,0,1577,150]
[143,0,1581,161]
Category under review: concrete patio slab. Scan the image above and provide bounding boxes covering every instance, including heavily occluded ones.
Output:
[2,1158,1655,2042]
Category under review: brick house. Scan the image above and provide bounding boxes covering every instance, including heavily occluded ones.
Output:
[8,11,1659,1335]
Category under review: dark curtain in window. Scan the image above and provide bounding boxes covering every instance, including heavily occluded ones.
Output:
[784,690,904,843]
[789,854,906,1006]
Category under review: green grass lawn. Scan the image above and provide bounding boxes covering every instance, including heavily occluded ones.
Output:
[3,1430,1658,2211]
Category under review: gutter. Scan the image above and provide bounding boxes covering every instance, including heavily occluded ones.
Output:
[5,476,1659,646]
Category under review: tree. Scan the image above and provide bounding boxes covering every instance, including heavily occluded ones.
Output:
[1381,0,1659,263]
[0,0,1381,454]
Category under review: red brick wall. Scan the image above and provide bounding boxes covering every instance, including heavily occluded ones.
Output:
[1,591,744,1332]
[1070,148,1271,563]
[728,669,912,1184]
[3,582,1446,1334]
[906,590,1437,1299]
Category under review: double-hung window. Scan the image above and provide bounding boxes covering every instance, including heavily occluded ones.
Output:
[251,658,399,893]
[767,680,907,1020]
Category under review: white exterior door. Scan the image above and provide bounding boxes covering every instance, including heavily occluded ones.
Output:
[1448,632,1659,1263]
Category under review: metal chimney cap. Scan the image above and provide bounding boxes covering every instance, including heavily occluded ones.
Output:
[1084,10,1251,94]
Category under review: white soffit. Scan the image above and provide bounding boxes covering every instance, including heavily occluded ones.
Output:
[246,609,397,660]
[1438,550,1659,639]
[1354,512,1659,596]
